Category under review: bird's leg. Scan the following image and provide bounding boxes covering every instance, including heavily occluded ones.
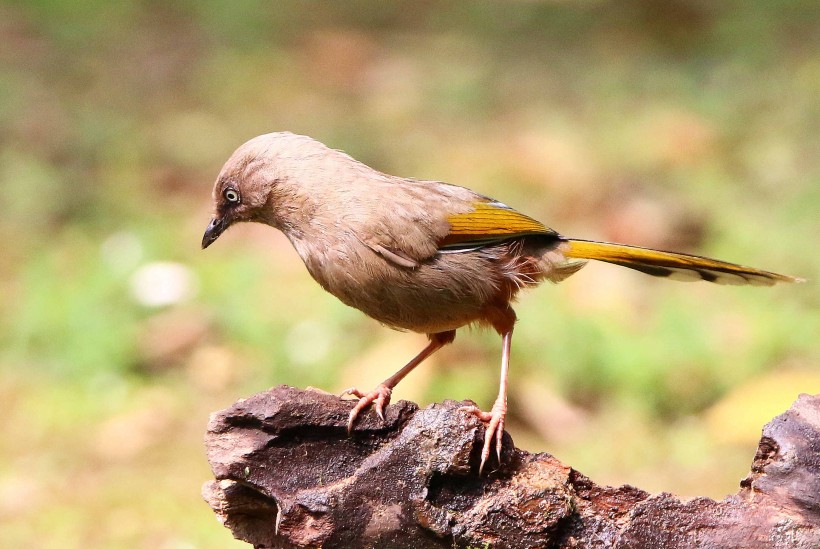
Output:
[343,330,455,433]
[461,328,511,474]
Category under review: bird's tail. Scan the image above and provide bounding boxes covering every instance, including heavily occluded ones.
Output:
[562,239,802,286]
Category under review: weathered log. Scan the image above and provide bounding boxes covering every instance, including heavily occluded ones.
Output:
[202,386,820,548]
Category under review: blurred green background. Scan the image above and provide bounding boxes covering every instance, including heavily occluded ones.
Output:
[1,1,819,547]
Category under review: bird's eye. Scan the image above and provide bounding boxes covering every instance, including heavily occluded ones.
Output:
[223,188,240,203]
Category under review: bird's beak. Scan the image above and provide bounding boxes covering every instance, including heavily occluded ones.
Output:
[202,216,227,249]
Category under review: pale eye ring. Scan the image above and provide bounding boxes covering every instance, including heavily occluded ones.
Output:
[223,188,240,203]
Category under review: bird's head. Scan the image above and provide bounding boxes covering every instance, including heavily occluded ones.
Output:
[201,132,315,249]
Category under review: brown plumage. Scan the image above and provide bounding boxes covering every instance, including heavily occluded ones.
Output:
[202,132,802,473]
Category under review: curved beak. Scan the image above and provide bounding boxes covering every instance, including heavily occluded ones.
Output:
[202,216,227,249]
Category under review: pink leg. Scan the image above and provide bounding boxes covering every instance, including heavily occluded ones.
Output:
[462,327,512,474]
[343,330,455,433]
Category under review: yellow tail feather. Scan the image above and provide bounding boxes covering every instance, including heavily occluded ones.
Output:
[563,239,802,286]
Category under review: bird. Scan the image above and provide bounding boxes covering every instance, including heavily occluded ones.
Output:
[202,132,802,474]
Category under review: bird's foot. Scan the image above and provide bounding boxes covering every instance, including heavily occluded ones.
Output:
[460,398,507,474]
[341,385,393,433]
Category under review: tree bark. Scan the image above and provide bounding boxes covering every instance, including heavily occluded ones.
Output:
[202,386,820,548]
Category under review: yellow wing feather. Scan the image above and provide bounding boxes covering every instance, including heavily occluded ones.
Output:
[441,201,555,247]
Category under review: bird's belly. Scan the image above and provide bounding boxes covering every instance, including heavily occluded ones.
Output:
[305,248,507,334]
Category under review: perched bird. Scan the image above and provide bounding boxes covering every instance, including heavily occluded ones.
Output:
[202,132,801,473]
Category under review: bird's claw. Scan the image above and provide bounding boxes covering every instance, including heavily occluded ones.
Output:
[460,399,507,474]
[342,384,393,433]
[340,386,365,399]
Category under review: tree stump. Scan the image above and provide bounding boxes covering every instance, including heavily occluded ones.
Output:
[202,386,820,548]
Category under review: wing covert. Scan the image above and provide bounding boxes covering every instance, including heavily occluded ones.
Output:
[439,200,556,248]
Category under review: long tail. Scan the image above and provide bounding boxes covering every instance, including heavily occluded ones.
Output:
[563,239,802,286]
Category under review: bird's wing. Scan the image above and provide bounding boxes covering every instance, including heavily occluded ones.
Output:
[357,181,557,268]
[438,200,558,251]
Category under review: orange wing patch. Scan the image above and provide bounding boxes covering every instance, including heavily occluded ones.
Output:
[440,201,554,248]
